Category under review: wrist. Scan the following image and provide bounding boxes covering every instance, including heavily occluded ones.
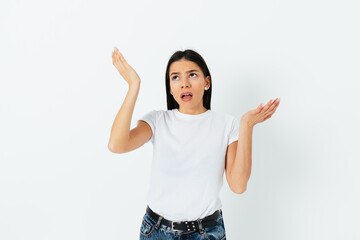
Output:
[128,80,141,88]
[241,118,254,129]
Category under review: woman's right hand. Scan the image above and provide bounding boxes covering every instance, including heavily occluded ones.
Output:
[112,47,141,86]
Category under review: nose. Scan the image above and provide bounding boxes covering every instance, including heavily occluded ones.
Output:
[180,78,191,88]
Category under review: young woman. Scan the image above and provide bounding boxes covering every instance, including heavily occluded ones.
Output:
[108,47,280,240]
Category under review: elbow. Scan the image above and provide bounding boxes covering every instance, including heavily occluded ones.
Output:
[108,143,125,154]
[108,144,117,153]
[108,135,131,154]
[232,185,247,194]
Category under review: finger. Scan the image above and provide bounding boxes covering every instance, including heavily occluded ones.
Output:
[118,51,126,62]
[260,99,273,113]
[112,52,117,63]
[264,114,272,121]
[272,104,280,114]
[263,98,280,112]
[113,47,121,56]
[266,99,274,107]
[114,50,122,62]
[113,49,132,69]
[113,48,118,58]
[119,54,131,68]
[268,98,280,111]
[268,103,280,115]
[112,51,119,63]
[112,50,118,61]
[273,98,280,106]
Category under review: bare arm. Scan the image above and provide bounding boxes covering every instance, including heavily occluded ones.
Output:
[108,83,140,153]
[108,47,142,153]
[228,120,253,194]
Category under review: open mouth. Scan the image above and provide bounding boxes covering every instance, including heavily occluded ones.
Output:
[181,93,193,98]
[181,93,193,101]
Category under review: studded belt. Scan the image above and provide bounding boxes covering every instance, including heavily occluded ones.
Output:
[146,205,221,233]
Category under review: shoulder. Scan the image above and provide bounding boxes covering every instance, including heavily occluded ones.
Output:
[138,109,165,125]
[143,109,179,120]
[210,109,237,122]
[143,109,165,117]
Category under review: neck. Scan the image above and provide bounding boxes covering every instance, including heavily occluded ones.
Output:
[178,106,208,115]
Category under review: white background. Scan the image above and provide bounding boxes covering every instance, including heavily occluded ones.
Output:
[1,0,359,239]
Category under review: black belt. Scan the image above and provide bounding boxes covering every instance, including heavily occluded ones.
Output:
[146,205,221,233]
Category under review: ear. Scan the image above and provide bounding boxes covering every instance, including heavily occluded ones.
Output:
[205,76,211,89]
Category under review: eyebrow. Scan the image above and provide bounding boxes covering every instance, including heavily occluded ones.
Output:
[170,69,199,76]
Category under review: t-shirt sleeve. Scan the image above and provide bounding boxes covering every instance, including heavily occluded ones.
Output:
[228,116,240,146]
[137,110,159,144]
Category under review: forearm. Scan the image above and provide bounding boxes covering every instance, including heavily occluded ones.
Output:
[230,119,253,193]
[108,82,140,152]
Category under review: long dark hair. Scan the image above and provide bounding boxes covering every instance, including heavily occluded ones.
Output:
[165,49,212,110]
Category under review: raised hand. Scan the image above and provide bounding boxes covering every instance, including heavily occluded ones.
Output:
[241,98,280,128]
[112,47,141,86]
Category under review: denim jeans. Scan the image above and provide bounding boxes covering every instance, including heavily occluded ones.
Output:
[139,209,226,240]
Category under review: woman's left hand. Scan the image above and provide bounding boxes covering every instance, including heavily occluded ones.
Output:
[241,98,280,128]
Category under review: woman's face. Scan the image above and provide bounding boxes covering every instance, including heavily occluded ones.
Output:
[169,59,210,113]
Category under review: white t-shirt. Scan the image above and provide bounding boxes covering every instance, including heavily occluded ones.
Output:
[137,108,239,221]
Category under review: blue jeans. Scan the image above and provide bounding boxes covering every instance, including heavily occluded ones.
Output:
[139,209,226,240]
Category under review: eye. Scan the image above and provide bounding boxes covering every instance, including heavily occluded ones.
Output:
[172,76,179,80]
[190,73,197,78]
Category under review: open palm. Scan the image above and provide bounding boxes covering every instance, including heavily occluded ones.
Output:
[241,98,280,128]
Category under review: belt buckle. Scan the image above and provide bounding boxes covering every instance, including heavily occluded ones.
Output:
[197,219,205,234]
[171,221,178,231]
